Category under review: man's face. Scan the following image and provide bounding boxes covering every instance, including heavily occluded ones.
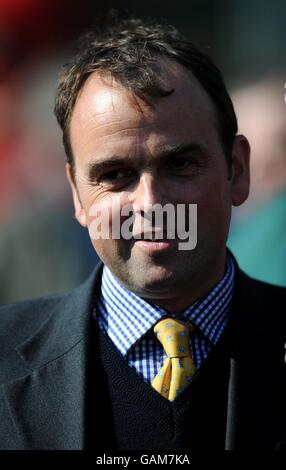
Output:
[67,60,249,306]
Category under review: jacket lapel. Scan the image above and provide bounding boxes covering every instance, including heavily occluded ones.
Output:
[224,265,256,449]
[225,260,286,449]
[4,339,88,449]
[2,263,103,450]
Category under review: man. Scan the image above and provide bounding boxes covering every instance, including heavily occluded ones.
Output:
[0,16,285,450]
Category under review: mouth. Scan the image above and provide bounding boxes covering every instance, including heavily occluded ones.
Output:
[132,231,173,241]
[131,237,172,241]
[131,234,176,252]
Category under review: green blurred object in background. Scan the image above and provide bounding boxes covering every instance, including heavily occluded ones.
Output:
[228,190,286,287]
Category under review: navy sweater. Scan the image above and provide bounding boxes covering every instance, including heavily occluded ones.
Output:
[92,320,232,450]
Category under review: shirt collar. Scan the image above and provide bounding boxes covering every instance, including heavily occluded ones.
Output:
[96,250,235,356]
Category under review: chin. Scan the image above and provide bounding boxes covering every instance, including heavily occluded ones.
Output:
[136,267,177,293]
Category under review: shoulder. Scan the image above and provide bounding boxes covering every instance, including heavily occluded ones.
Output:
[0,263,103,384]
[233,267,286,342]
[0,292,72,385]
[230,249,286,310]
[0,263,103,342]
[237,269,286,304]
[0,261,103,352]
[0,291,70,349]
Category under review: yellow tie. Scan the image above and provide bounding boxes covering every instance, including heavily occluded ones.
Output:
[151,318,196,401]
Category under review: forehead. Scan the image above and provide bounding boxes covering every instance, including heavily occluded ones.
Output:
[69,59,219,158]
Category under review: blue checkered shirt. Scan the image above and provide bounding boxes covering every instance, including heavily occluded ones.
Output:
[94,252,235,385]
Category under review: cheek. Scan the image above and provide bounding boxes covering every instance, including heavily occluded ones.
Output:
[83,191,133,246]
[195,178,232,230]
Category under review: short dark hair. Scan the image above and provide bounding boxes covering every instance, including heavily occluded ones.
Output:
[54,15,237,175]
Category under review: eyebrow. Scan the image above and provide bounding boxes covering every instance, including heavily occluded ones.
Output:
[86,142,209,181]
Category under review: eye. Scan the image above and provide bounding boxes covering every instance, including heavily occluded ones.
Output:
[100,169,135,184]
[166,156,206,178]
[169,157,191,169]
[167,157,195,172]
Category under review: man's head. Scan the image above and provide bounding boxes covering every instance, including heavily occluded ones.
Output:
[54,17,250,310]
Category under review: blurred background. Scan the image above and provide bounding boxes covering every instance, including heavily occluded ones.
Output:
[0,0,285,304]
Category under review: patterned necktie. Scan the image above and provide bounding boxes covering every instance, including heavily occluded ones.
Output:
[151,318,196,401]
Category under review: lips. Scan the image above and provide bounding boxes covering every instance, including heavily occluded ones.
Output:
[131,237,176,253]
[132,237,170,241]
[132,231,172,241]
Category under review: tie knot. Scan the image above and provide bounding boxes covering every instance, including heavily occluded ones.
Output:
[153,318,194,358]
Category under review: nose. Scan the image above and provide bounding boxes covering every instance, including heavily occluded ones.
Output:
[128,173,167,235]
[131,172,166,212]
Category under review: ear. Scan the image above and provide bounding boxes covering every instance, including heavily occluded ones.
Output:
[65,163,88,227]
[231,134,251,206]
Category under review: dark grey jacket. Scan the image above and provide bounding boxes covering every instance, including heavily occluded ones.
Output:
[0,260,286,450]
